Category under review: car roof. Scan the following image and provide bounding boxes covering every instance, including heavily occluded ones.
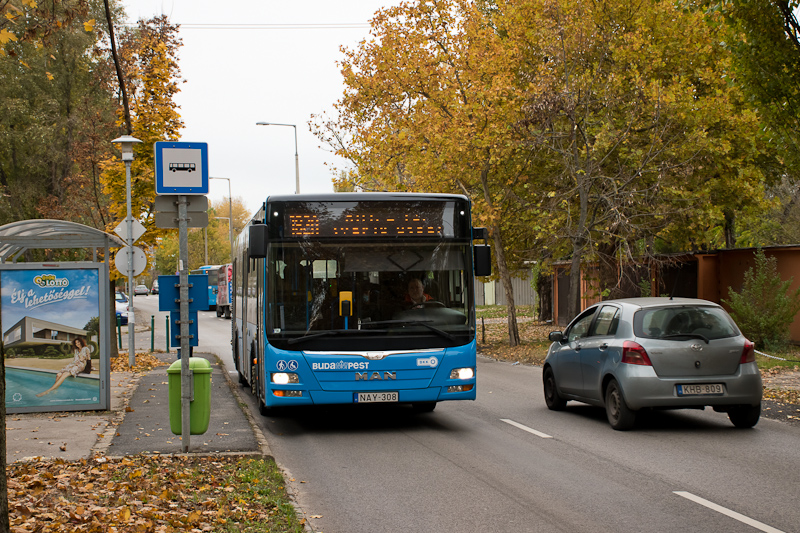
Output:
[597,297,720,310]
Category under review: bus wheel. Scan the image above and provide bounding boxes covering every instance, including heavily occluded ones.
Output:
[412,402,437,413]
[259,399,270,416]
[216,306,222,317]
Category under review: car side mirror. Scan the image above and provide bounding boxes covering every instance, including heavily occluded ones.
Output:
[548,331,564,343]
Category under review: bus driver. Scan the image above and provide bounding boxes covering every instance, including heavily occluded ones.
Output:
[405,278,433,309]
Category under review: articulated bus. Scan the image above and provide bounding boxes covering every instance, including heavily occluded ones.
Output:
[232,193,491,415]
[189,265,222,311]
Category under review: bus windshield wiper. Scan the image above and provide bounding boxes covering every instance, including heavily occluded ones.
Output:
[286,328,376,345]
[287,331,342,345]
[362,320,456,341]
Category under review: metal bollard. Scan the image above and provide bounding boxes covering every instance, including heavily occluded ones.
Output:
[165,315,170,354]
[117,315,122,349]
[150,315,155,353]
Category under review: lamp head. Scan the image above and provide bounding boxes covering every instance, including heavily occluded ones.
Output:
[111,135,142,161]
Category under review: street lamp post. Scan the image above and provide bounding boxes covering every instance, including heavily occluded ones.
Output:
[111,135,142,368]
[255,122,300,194]
[210,176,233,262]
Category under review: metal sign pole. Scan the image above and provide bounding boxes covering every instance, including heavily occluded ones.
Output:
[178,195,191,452]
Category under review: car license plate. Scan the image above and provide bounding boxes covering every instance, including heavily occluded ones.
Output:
[354,392,398,403]
[677,383,725,396]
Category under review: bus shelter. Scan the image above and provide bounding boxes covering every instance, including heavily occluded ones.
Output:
[0,220,124,413]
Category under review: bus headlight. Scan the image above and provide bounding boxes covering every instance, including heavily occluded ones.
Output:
[450,367,474,380]
[271,372,299,385]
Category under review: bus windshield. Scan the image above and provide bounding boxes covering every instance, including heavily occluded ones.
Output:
[266,241,474,350]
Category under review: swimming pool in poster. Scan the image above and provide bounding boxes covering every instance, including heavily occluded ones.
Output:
[5,367,100,408]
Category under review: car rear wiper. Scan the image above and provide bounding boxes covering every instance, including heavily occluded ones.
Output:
[362,319,456,341]
[659,333,709,344]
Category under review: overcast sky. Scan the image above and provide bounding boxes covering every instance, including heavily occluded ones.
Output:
[122,1,399,215]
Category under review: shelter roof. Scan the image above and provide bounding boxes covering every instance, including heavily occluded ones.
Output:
[0,219,124,263]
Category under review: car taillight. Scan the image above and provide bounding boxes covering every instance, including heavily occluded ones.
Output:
[622,341,652,366]
[740,339,755,364]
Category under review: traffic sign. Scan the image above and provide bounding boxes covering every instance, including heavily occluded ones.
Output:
[157,275,208,312]
[154,141,209,195]
[114,219,146,243]
[154,195,208,213]
[169,311,198,347]
[154,211,208,229]
[114,246,147,277]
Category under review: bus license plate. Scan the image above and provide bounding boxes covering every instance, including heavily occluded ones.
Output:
[354,392,398,403]
[677,384,724,396]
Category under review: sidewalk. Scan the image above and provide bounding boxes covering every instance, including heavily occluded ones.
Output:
[5,350,269,463]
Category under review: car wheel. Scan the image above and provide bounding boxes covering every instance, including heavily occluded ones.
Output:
[543,367,567,411]
[605,379,636,430]
[728,403,761,428]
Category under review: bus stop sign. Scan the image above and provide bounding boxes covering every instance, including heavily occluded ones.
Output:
[154,141,209,195]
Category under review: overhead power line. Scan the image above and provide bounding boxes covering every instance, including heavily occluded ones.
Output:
[122,22,370,30]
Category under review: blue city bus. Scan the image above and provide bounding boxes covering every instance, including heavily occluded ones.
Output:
[232,193,491,415]
[189,265,222,311]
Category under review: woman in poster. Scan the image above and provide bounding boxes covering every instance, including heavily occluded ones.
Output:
[36,336,92,397]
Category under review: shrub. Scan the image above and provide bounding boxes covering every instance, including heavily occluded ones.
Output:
[723,249,800,350]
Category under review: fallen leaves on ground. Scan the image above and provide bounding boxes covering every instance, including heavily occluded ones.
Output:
[478,320,553,366]
[7,454,304,533]
[110,352,166,373]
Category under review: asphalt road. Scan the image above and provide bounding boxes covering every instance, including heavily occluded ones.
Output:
[133,294,800,533]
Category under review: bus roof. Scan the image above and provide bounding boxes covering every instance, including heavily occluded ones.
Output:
[263,192,469,204]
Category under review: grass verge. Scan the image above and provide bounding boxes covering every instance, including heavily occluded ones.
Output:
[8,454,306,532]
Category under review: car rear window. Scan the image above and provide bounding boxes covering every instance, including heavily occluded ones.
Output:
[634,305,739,340]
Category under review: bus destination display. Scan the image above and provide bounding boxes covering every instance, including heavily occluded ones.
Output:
[289,213,443,237]
[280,201,462,238]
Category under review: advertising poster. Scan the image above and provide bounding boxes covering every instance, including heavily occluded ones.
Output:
[1,267,103,411]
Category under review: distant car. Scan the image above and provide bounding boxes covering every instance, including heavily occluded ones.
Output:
[115,292,129,325]
[134,284,149,295]
[151,280,159,294]
[543,297,762,430]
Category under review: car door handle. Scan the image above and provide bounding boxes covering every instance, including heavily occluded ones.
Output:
[574,343,582,351]
[599,343,608,350]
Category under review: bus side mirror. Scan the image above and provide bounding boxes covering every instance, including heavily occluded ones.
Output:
[249,223,267,258]
[474,245,491,277]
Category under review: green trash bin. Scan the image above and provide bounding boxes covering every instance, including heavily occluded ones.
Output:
[167,357,212,435]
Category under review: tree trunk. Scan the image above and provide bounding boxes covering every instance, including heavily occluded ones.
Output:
[567,245,583,320]
[0,312,10,532]
[537,273,553,323]
[724,209,736,248]
[490,223,520,346]
[103,0,132,134]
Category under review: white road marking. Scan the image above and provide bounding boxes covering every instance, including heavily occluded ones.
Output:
[673,491,785,533]
[500,418,553,439]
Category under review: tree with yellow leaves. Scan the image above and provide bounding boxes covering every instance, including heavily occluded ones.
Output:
[322,0,771,325]
[317,0,534,344]
[99,15,184,273]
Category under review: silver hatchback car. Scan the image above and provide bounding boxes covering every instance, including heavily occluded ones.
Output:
[543,298,762,430]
